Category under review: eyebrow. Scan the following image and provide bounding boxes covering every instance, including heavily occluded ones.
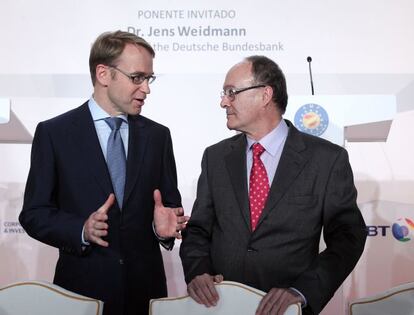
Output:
[130,71,150,75]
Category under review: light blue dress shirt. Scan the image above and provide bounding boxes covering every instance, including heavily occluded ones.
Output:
[246,119,289,187]
[88,98,128,159]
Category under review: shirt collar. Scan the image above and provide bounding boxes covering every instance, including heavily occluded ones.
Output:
[246,119,289,156]
[88,97,128,123]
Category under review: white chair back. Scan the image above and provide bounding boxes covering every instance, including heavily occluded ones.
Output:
[0,281,103,315]
[150,281,301,315]
[349,281,414,315]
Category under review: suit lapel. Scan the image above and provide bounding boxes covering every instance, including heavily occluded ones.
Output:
[255,122,308,229]
[123,115,148,207]
[224,135,251,230]
[70,103,113,197]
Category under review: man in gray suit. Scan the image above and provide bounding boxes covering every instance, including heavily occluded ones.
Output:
[180,55,367,315]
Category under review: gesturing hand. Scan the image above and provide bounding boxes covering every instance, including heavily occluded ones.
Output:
[153,189,189,239]
[83,194,114,247]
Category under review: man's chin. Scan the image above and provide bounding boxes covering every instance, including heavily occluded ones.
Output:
[128,107,142,116]
[226,122,239,132]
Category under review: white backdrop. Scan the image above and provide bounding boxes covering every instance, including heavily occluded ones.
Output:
[1,1,414,314]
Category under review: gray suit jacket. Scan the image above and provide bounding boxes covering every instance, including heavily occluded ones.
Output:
[180,120,366,315]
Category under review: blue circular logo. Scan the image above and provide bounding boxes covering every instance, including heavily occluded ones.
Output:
[294,103,329,136]
[392,218,414,242]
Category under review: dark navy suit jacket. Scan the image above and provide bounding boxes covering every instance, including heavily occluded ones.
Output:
[20,102,182,315]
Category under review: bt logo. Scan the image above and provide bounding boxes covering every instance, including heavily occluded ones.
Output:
[367,217,414,242]
[392,218,414,242]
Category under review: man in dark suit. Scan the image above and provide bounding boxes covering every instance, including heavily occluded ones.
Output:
[180,55,367,315]
[19,31,188,315]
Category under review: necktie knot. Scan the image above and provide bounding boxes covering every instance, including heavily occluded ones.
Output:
[105,117,123,131]
[252,143,265,157]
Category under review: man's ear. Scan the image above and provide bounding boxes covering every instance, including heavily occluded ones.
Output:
[262,85,273,105]
[95,64,111,87]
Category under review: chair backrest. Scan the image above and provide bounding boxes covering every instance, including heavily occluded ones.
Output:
[149,281,301,315]
[0,281,103,315]
[349,281,414,315]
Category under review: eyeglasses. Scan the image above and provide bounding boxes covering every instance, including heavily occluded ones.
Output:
[220,84,266,101]
[109,66,156,85]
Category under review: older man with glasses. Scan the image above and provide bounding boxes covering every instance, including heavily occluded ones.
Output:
[180,55,367,315]
[19,30,189,315]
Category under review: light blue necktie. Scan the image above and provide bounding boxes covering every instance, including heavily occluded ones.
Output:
[105,117,126,209]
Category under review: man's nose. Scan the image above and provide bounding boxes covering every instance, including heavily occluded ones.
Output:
[139,80,151,94]
[220,96,230,108]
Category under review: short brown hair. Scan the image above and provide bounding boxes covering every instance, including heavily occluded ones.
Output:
[89,30,155,85]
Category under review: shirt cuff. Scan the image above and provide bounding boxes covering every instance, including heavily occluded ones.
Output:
[152,221,174,250]
[289,287,307,308]
[81,226,90,246]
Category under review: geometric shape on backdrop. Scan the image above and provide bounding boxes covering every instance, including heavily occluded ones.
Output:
[0,110,33,143]
[344,120,392,142]
[294,103,329,136]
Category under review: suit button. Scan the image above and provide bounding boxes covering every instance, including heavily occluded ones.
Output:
[119,259,124,265]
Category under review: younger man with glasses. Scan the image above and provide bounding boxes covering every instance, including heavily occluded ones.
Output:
[19,30,188,315]
[180,55,366,315]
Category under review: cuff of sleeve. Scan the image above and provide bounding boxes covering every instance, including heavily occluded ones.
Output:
[153,221,174,250]
[81,226,90,246]
[289,287,307,308]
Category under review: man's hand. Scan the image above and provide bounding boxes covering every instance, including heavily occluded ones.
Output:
[187,273,224,307]
[256,288,303,315]
[153,189,189,239]
[83,194,114,247]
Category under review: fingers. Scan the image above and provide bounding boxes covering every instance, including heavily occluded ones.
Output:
[187,274,221,307]
[153,189,163,208]
[213,274,224,283]
[176,209,189,228]
[84,218,109,247]
[83,194,114,247]
[171,214,189,239]
[176,214,189,228]
[174,207,184,216]
[153,192,188,238]
[97,193,115,215]
[176,209,189,223]
[94,221,108,230]
[173,231,182,239]
[256,288,302,315]
[91,236,109,247]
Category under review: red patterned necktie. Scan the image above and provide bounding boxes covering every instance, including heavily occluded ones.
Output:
[249,143,270,231]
